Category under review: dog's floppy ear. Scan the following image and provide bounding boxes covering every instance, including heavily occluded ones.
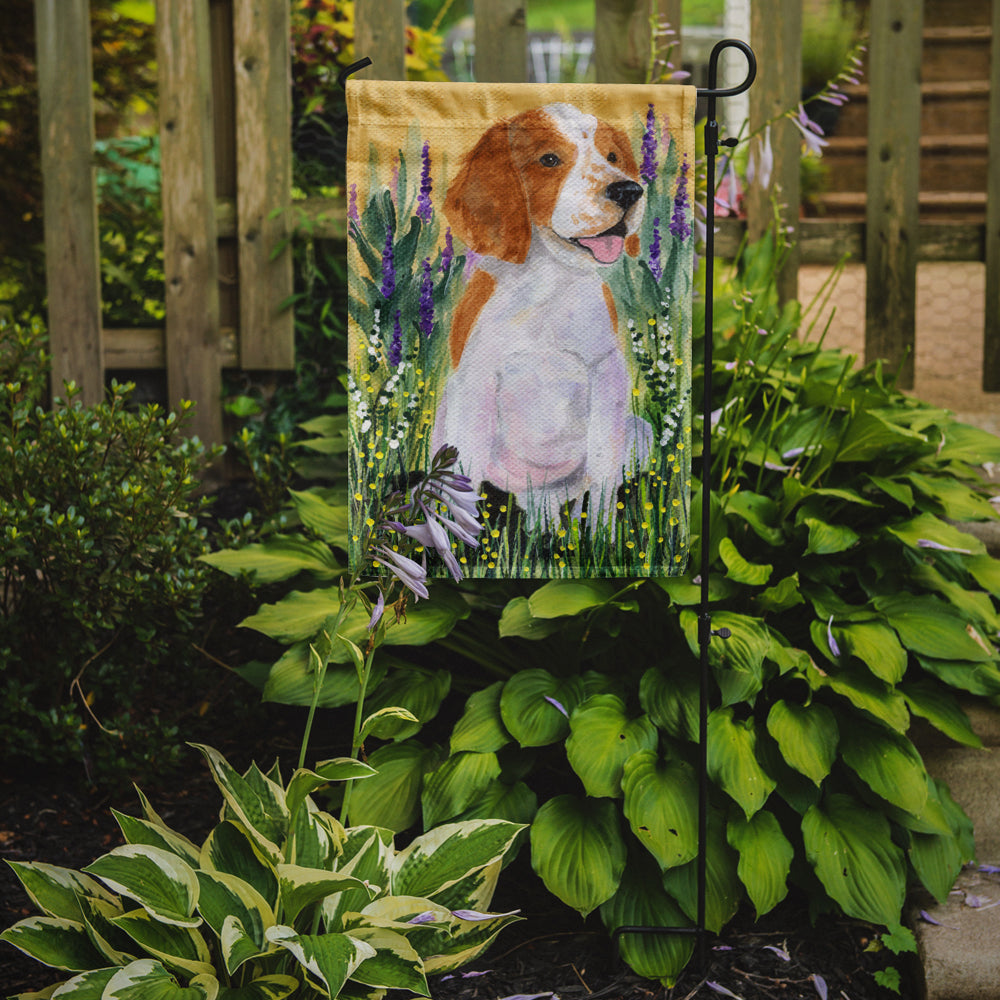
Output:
[444,119,532,264]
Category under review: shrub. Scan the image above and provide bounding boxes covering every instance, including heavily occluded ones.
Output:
[0,317,220,783]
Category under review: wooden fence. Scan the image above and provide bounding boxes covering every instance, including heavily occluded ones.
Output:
[33,0,1000,445]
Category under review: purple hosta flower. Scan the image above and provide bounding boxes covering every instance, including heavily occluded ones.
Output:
[348,183,359,221]
[395,510,463,581]
[648,218,663,282]
[791,103,829,157]
[440,228,454,272]
[367,590,385,631]
[380,225,396,300]
[419,258,434,337]
[746,125,774,191]
[640,103,658,185]
[407,911,438,925]
[451,908,520,921]
[827,615,841,657]
[917,538,973,554]
[669,158,691,241]
[417,141,433,223]
[387,310,403,367]
[375,545,429,600]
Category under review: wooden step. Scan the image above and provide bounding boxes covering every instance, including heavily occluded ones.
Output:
[814,190,987,222]
[833,80,991,138]
[922,0,992,28]
[922,25,993,83]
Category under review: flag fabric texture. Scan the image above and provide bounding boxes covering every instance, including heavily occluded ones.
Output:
[347,80,697,579]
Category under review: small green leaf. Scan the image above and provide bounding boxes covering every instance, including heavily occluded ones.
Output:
[707,708,776,818]
[450,682,511,754]
[839,718,929,817]
[765,700,838,786]
[421,752,502,828]
[803,517,859,556]
[0,917,107,972]
[875,594,994,662]
[265,926,374,998]
[499,670,584,747]
[347,741,442,832]
[103,959,217,999]
[727,811,793,917]
[718,537,772,585]
[527,579,618,618]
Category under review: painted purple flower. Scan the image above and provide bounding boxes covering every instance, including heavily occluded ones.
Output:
[380,225,396,300]
[348,183,359,221]
[417,141,433,223]
[375,545,429,600]
[419,258,434,337]
[648,217,663,281]
[669,158,692,241]
[440,228,454,272]
[640,103,658,185]
[387,310,402,366]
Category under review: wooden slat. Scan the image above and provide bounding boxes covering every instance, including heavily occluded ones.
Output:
[233,0,294,369]
[747,0,802,304]
[157,0,223,444]
[103,328,238,370]
[473,0,526,82]
[34,0,103,404]
[984,0,1000,390]
[594,0,655,85]
[354,0,406,81]
[864,0,923,389]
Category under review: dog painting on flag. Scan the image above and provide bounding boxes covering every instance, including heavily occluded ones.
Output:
[346,81,697,579]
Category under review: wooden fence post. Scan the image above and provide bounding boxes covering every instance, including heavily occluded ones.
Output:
[354,0,406,80]
[864,0,923,389]
[474,0,526,82]
[594,0,654,85]
[34,0,104,405]
[746,0,801,306]
[157,0,223,445]
[983,0,1000,390]
[233,0,294,369]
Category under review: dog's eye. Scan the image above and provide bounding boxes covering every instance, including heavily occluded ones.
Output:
[607,151,618,163]
[539,153,561,167]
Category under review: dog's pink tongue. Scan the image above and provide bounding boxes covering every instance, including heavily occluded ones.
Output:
[578,234,624,264]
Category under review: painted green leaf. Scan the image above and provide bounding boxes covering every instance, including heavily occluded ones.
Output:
[499,670,585,747]
[111,908,214,978]
[765,700,838,786]
[875,594,995,662]
[265,926,374,998]
[718,537,772,585]
[530,795,626,917]
[362,666,451,740]
[727,811,793,917]
[639,664,699,742]
[83,846,200,928]
[392,819,524,900]
[599,853,694,986]
[4,862,118,923]
[450,682,511,754]
[886,512,985,556]
[103,959,218,1000]
[346,740,442,832]
[199,822,278,910]
[707,708,776,818]
[901,680,982,748]
[346,926,429,994]
[421,751,502,828]
[497,597,565,639]
[0,916,107,972]
[802,794,906,926]
[566,695,658,798]
[200,535,341,584]
[839,719,929,816]
[527,579,618,618]
[916,655,1000,697]
[802,517,859,556]
[621,751,699,871]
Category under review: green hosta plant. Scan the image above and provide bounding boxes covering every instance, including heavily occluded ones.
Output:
[1,743,523,999]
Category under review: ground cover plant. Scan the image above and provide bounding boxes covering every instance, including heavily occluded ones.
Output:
[204,226,1000,987]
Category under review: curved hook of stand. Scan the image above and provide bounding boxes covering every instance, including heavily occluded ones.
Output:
[697,38,757,99]
[337,56,373,91]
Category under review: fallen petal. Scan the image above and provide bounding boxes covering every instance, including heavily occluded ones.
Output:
[763,944,791,962]
[812,974,828,1000]
[544,695,569,717]
[451,908,521,921]
[707,983,743,999]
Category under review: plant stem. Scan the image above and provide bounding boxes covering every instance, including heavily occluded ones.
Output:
[340,644,377,826]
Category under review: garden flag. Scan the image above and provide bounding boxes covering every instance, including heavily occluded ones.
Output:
[347,80,697,579]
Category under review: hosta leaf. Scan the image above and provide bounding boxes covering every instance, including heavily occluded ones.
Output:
[875,594,995,662]
[103,959,218,1000]
[260,643,388,709]
[421,751,502,828]
[288,489,350,545]
[838,718,928,816]
[345,926,428,994]
[0,917,107,971]
[707,708,776,818]
[347,740,442,832]
[112,812,201,868]
[834,410,927,463]
[265,926,375,997]
[566,695,658,798]
[453,779,538,827]
[200,535,341,584]
[285,759,376,822]
[910,562,1000,633]
[901,680,982,748]
[802,794,906,926]
[833,621,907,684]
[322,829,393,931]
[935,421,1000,465]
[909,828,965,905]
[393,820,524,900]
[527,579,618,618]
[362,667,451,740]
[450,682,511,754]
[499,670,585,747]
[46,967,117,998]
[906,472,998,522]
[5,862,117,923]
[718,537,772,585]
[215,975,299,1000]
[423,907,522,974]
[727,811,793,917]
[916,655,1000,697]
[497,597,565,639]
[661,811,741,933]
[802,517,859,556]
[621,751,699,870]
[195,871,273,973]
[83,846,200,928]
[765,700,838,786]
[809,661,910,732]
[111,909,214,978]
[639,663,699,742]
[530,795,626,917]
[885,512,985,557]
[360,706,422,742]
[200,822,278,910]
[966,553,1000,597]
[76,895,135,966]
[724,490,784,545]
[276,865,374,925]
[680,610,770,706]
[599,853,694,986]
[755,573,804,614]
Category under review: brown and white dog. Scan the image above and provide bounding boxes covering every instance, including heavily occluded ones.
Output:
[432,102,653,523]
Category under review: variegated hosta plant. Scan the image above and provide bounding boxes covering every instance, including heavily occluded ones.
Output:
[1,744,523,1000]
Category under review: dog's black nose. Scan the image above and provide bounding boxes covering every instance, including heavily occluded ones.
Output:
[606,180,643,211]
